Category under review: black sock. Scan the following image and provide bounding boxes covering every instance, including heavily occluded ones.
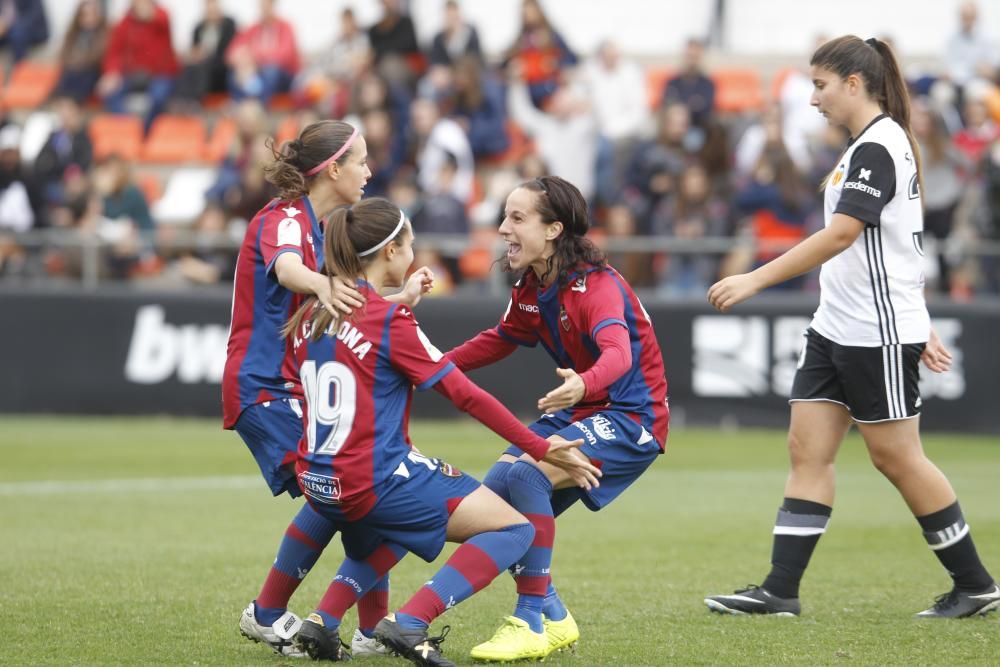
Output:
[762,497,832,599]
[917,501,994,592]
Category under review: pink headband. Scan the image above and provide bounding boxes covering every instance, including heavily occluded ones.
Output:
[304,126,359,176]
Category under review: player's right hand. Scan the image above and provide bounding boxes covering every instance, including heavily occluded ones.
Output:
[319,275,364,315]
[541,436,602,491]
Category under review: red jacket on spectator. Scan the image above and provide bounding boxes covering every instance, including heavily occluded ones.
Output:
[226,18,300,75]
[102,4,178,76]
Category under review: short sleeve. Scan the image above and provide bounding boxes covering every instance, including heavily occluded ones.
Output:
[496,290,539,347]
[389,306,456,391]
[834,142,896,227]
[260,211,305,275]
[577,272,627,339]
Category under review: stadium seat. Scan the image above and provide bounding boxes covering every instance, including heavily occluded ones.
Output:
[480,119,533,167]
[645,66,674,110]
[135,171,163,205]
[769,66,799,102]
[152,167,217,225]
[202,92,230,111]
[269,93,296,112]
[141,115,208,163]
[274,114,300,148]
[458,227,499,280]
[1,61,59,109]
[204,117,237,162]
[713,68,764,114]
[89,114,144,161]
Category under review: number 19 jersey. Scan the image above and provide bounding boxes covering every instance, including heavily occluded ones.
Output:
[293,283,456,520]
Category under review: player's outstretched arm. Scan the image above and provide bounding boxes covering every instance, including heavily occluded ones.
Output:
[433,369,601,489]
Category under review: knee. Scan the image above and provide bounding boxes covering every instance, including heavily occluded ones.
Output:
[787,430,826,469]
[869,448,920,482]
[508,460,553,491]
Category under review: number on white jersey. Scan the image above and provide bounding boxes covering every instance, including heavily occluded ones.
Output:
[300,360,357,456]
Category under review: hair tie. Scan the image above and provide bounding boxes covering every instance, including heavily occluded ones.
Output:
[358,210,406,257]
[345,208,354,224]
[304,126,360,176]
[865,37,879,48]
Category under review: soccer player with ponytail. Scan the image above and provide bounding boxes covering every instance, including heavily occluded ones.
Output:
[282,197,601,666]
[704,36,998,618]
[224,121,430,656]
[443,175,670,661]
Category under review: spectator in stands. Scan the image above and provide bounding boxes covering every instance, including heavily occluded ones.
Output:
[954,88,1000,165]
[51,0,107,103]
[98,0,178,133]
[172,0,236,111]
[625,103,700,229]
[206,99,268,206]
[293,7,370,117]
[656,162,731,295]
[732,136,814,290]
[976,138,1000,292]
[226,0,300,105]
[368,0,420,70]
[0,0,49,63]
[503,0,577,109]
[580,39,649,205]
[913,99,971,293]
[412,152,469,284]
[944,2,998,114]
[603,202,655,287]
[449,54,509,159]
[429,0,482,67]
[661,38,715,129]
[410,97,474,204]
[222,140,277,224]
[0,124,38,275]
[507,64,598,203]
[33,96,93,211]
[170,202,235,285]
[358,107,403,198]
[92,153,158,279]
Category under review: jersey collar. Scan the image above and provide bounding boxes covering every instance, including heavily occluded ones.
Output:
[848,113,888,145]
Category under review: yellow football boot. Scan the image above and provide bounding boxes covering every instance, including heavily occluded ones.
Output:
[543,609,579,655]
[469,616,547,662]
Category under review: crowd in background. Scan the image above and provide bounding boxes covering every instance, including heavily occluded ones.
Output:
[1,0,1000,298]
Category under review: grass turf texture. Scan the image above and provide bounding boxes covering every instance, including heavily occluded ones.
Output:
[1,417,997,666]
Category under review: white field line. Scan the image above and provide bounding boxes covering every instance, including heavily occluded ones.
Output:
[0,475,263,495]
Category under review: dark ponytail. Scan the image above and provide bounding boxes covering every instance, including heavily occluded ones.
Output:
[504,175,606,287]
[264,120,358,200]
[282,197,407,342]
[811,36,922,188]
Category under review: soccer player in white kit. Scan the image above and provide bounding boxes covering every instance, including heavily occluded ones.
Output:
[703,35,998,619]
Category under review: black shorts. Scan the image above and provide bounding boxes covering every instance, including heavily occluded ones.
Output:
[789,328,925,423]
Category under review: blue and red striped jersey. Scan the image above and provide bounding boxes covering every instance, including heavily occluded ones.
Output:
[293,284,456,520]
[222,197,325,428]
[497,265,669,448]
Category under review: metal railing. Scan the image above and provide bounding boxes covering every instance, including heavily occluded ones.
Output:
[4,228,1000,294]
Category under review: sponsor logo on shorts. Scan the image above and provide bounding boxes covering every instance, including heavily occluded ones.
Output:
[573,421,598,446]
[591,415,616,440]
[438,461,462,477]
[297,471,341,504]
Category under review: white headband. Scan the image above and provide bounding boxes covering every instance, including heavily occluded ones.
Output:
[358,211,406,257]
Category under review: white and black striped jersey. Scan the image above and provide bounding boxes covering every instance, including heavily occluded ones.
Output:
[811,114,930,347]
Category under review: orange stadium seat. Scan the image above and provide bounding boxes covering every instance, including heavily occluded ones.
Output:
[204,117,237,162]
[135,171,163,204]
[89,114,143,161]
[274,114,300,148]
[713,68,764,114]
[269,93,296,112]
[202,92,229,111]
[2,61,59,109]
[769,66,799,102]
[480,119,534,167]
[141,115,207,163]
[645,66,674,110]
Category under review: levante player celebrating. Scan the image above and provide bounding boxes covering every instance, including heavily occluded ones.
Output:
[445,175,670,661]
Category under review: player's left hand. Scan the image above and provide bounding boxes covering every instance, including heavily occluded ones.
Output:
[921,327,952,373]
[538,368,585,414]
[397,266,435,307]
[707,274,760,312]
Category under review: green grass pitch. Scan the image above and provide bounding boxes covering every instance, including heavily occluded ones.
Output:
[1,417,997,666]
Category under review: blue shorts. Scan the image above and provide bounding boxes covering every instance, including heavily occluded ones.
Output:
[505,409,660,513]
[329,452,481,563]
[234,399,303,497]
